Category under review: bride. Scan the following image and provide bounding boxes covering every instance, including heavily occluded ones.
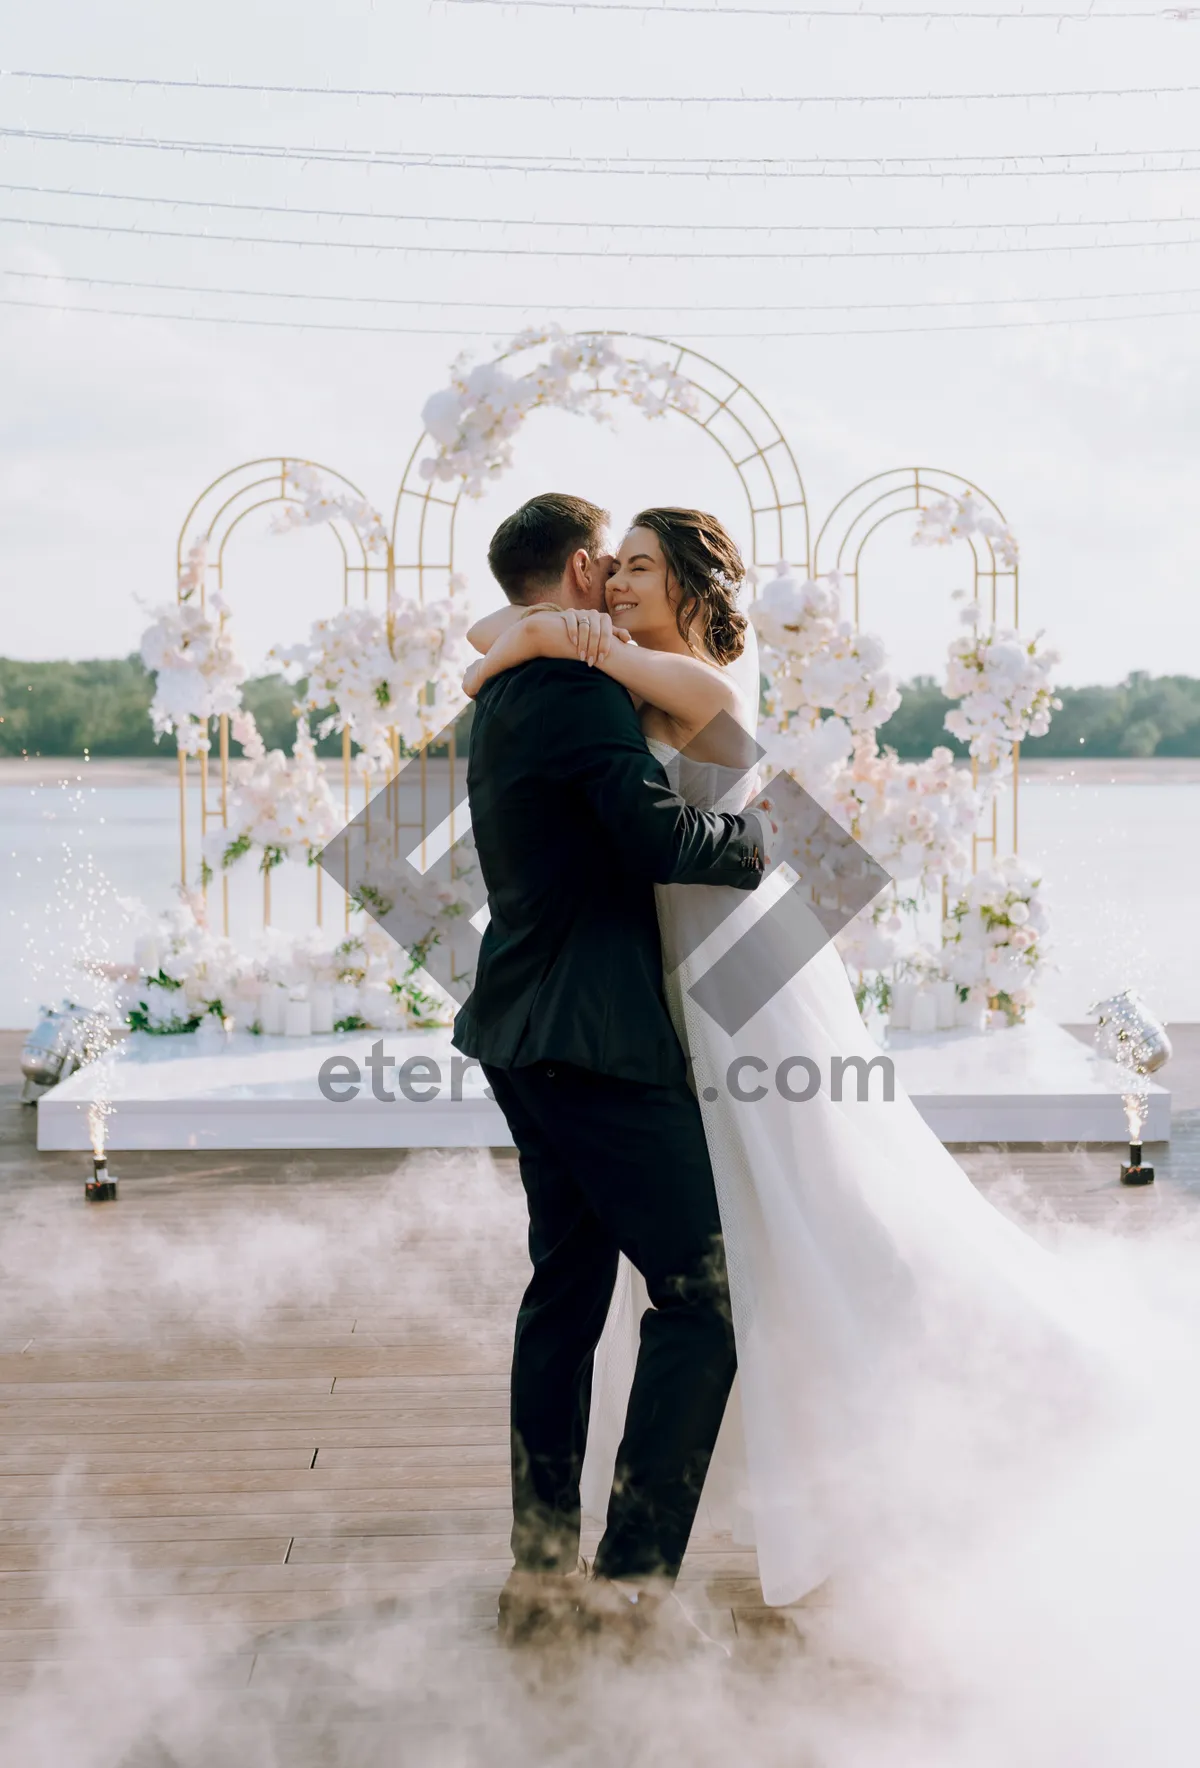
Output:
[464,506,1124,1607]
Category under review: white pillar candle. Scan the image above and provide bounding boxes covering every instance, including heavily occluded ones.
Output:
[359,983,392,1028]
[889,981,916,1030]
[909,989,938,1036]
[133,933,162,976]
[331,982,359,1022]
[284,994,312,1038]
[258,983,288,1036]
[956,993,988,1032]
[933,979,958,1030]
[309,985,335,1035]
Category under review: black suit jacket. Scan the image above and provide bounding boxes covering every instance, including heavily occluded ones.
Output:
[451,657,764,1086]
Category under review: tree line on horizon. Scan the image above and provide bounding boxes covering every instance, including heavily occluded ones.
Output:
[2,656,1200,761]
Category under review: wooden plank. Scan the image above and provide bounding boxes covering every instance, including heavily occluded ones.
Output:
[287,1536,512,1564]
[0,1563,499,1597]
[0,1538,292,1570]
[0,1465,509,1495]
[0,1380,337,1401]
[0,1427,508,1451]
[0,1512,504,1543]
[0,1451,319,1474]
[0,1348,508,1382]
[0,1590,508,1627]
[0,1492,513,1520]
[0,1392,507,1420]
[0,1626,256,1661]
[0,1657,256,1693]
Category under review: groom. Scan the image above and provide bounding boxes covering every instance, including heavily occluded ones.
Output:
[452,492,768,1642]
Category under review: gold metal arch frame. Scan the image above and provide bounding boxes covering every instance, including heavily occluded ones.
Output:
[175,457,389,934]
[387,333,809,1001]
[171,352,1026,997]
[391,334,811,605]
[813,466,1021,869]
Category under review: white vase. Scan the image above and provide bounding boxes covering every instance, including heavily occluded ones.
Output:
[309,986,335,1035]
[888,981,916,1031]
[909,989,938,1035]
[258,984,288,1035]
[284,994,312,1038]
[933,979,958,1030]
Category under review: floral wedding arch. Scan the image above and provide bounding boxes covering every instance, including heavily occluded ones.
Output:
[393,327,810,600]
[128,326,1061,1034]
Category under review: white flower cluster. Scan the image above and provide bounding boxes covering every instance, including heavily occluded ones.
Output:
[758,712,855,806]
[750,566,900,734]
[944,606,1062,769]
[835,893,912,976]
[913,491,1020,571]
[119,895,247,1033]
[834,736,993,889]
[201,712,341,874]
[274,597,472,768]
[120,894,465,1035]
[139,582,246,756]
[941,856,1050,1025]
[418,327,699,496]
[271,461,388,555]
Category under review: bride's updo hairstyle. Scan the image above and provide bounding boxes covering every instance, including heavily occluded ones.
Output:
[631,507,748,665]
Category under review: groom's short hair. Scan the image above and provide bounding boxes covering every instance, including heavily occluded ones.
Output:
[487,493,610,603]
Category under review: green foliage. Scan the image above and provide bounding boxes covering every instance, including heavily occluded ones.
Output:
[877,671,1200,759]
[0,655,167,757]
[4,659,1198,759]
[875,676,967,761]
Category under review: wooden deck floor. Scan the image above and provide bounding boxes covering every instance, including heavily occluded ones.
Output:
[2,1027,1198,1764]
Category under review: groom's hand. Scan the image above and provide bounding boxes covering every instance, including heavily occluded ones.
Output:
[740,806,774,873]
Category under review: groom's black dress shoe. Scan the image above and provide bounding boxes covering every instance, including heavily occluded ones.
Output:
[496,1559,589,1647]
[575,1576,733,1663]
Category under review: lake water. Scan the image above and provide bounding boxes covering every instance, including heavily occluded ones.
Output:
[3,772,1198,1030]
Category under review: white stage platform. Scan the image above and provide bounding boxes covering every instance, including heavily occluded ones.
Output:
[37,1015,1169,1152]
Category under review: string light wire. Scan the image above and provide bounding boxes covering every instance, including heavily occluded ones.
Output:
[6,125,1200,181]
[4,67,1200,105]
[12,265,1200,314]
[439,0,1189,16]
[6,293,1200,337]
[9,180,1200,235]
[9,211,1200,259]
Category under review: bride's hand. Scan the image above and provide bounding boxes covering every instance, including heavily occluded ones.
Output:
[557,608,628,667]
[462,659,485,699]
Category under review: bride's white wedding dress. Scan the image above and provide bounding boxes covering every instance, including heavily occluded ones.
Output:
[581,635,1128,1606]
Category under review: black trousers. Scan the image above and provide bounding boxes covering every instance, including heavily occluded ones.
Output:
[484,1060,737,1585]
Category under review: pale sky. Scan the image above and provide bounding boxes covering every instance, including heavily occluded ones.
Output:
[2,0,1200,684]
